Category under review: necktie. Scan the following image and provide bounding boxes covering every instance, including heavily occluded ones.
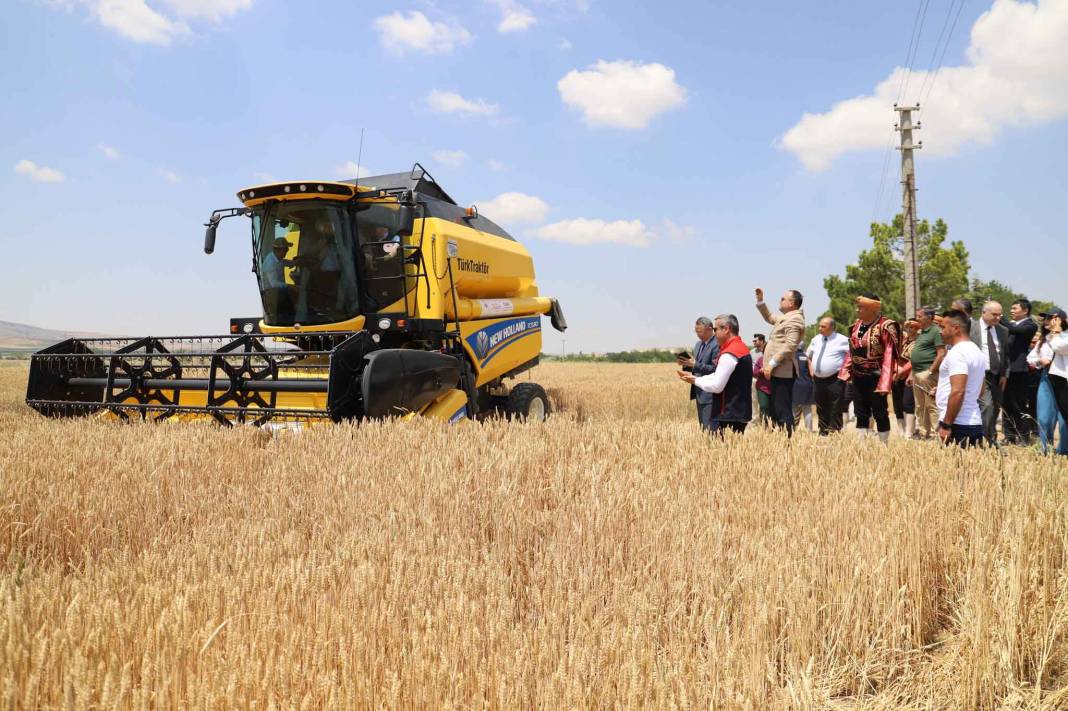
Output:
[987,326,999,374]
[696,340,704,364]
[815,336,828,375]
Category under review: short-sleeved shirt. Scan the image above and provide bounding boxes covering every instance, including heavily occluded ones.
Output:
[936,340,985,426]
[910,324,944,371]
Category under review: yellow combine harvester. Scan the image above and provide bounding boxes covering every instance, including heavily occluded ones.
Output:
[26,164,566,426]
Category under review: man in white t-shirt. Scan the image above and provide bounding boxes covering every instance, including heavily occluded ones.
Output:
[935,309,987,447]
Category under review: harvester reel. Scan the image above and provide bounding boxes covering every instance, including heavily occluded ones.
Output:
[106,337,183,422]
[207,335,277,426]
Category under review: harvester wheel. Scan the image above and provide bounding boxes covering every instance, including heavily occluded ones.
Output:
[505,383,550,422]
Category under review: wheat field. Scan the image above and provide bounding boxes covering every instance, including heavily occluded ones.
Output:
[2,359,1068,709]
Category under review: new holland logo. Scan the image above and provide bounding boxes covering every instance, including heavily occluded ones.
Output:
[466,317,542,366]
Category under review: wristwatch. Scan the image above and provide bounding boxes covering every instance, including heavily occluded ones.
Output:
[937,420,951,430]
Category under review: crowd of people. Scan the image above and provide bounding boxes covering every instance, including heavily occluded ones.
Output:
[676,288,1068,452]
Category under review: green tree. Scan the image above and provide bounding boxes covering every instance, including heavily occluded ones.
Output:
[822,215,969,326]
[965,278,1056,315]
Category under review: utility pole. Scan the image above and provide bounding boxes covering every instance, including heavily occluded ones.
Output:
[894,104,922,319]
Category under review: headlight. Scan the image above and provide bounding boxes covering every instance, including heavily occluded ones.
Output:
[378,318,392,330]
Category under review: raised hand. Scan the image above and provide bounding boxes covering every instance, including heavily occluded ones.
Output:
[755,288,764,303]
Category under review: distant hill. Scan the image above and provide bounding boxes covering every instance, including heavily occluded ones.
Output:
[0,320,114,350]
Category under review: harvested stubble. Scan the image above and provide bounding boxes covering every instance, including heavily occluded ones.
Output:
[2,361,1068,709]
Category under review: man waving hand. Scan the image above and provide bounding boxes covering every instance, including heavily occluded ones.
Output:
[755,287,806,436]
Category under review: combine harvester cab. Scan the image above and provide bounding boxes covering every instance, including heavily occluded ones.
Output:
[26,164,565,426]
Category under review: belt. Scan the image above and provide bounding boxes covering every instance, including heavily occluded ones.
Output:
[813,374,840,381]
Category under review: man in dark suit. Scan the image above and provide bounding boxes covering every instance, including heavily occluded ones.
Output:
[1002,298,1039,444]
[952,298,982,346]
[978,301,1010,444]
[678,316,719,430]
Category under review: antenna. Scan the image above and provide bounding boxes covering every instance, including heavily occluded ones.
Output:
[355,128,365,182]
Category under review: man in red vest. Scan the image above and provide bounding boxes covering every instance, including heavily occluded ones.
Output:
[678,314,754,435]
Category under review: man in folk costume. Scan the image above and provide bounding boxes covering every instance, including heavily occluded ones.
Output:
[839,293,901,443]
[678,314,754,436]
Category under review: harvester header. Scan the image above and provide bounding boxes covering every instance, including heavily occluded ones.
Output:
[27,164,565,426]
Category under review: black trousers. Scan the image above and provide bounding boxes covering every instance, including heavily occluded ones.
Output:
[947,423,985,448]
[1028,375,1041,437]
[769,376,795,436]
[1002,371,1032,443]
[813,375,844,435]
[1050,374,1068,425]
[853,373,891,433]
[891,378,915,417]
[709,420,747,436]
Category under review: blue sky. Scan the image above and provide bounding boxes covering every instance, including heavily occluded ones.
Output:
[3,0,1066,353]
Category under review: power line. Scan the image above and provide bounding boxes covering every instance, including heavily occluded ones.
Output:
[871,128,897,226]
[895,2,926,103]
[898,0,931,104]
[916,0,959,101]
[922,0,967,104]
[873,0,931,226]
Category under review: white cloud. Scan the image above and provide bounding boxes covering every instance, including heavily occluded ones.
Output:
[97,143,120,160]
[95,0,190,45]
[432,149,469,168]
[535,218,654,247]
[487,159,507,172]
[425,90,500,117]
[779,0,1068,171]
[557,59,688,129]
[48,0,253,45]
[335,161,375,179]
[372,10,472,55]
[158,168,181,183]
[660,219,696,242]
[159,0,252,22]
[476,192,549,225]
[14,159,65,183]
[487,0,536,33]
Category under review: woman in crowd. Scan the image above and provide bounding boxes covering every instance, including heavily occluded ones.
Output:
[753,347,773,425]
[1031,310,1068,455]
[892,319,919,439]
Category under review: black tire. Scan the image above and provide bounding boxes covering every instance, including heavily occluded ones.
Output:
[505,383,550,422]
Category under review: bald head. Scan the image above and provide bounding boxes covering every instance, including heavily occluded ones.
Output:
[818,317,836,337]
[981,300,1003,326]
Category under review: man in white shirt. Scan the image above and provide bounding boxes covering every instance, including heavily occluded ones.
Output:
[805,316,850,435]
[677,314,754,436]
[936,309,988,447]
[977,301,1009,444]
[260,237,296,320]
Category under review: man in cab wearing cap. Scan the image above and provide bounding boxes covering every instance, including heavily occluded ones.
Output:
[261,237,297,321]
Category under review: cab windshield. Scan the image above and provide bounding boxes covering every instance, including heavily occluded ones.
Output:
[355,201,408,312]
[253,202,359,326]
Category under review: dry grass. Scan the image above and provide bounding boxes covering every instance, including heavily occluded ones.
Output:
[2,360,1068,709]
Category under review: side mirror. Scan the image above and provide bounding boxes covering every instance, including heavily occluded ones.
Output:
[202,207,248,255]
[397,204,416,237]
[204,221,218,254]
